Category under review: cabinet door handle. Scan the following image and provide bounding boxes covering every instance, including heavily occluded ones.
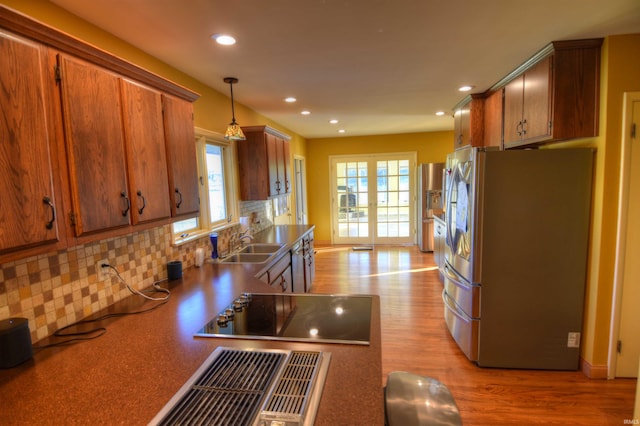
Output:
[516,120,523,136]
[522,119,527,135]
[175,188,183,209]
[43,196,55,230]
[136,190,146,215]
[121,191,130,217]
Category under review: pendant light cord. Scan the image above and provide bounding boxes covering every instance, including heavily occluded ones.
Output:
[229,80,237,123]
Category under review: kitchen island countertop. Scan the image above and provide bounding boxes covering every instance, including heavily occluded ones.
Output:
[0,225,384,425]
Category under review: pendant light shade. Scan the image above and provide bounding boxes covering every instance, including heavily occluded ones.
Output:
[223,77,246,140]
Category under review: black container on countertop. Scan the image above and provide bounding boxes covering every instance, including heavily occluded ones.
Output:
[167,260,183,280]
[0,317,33,368]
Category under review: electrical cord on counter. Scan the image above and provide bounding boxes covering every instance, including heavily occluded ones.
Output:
[104,263,171,301]
[33,266,171,350]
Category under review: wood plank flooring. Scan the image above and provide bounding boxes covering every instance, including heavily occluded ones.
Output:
[310,245,637,426]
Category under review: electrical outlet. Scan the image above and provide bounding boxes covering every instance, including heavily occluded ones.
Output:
[96,260,110,281]
[567,332,581,348]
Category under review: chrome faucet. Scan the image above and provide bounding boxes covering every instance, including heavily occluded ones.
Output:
[231,230,253,252]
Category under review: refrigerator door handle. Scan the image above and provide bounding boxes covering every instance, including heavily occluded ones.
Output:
[442,289,470,322]
[443,262,470,289]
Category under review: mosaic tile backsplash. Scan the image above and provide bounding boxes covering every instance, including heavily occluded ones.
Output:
[0,200,275,343]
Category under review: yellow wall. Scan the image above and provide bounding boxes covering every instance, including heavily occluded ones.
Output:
[306,131,453,242]
[586,34,640,369]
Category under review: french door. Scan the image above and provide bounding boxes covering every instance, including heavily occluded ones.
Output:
[330,153,416,245]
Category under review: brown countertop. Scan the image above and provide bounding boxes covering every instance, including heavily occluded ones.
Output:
[0,225,384,425]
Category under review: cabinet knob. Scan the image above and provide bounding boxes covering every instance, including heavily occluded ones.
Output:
[175,188,183,209]
[136,190,146,215]
[43,196,56,230]
[121,191,130,217]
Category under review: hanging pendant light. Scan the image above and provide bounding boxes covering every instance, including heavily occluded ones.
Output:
[223,77,246,140]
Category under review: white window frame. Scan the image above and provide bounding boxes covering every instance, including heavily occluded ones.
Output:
[172,127,238,244]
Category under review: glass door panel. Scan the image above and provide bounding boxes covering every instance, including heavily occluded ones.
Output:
[376,159,411,241]
[336,161,369,239]
[332,153,415,245]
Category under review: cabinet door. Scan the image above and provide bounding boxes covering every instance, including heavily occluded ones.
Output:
[452,104,466,149]
[120,79,171,224]
[281,138,291,193]
[503,74,524,145]
[266,132,280,196]
[483,89,503,147]
[162,94,199,217]
[0,32,60,253]
[58,54,130,235]
[521,56,552,142]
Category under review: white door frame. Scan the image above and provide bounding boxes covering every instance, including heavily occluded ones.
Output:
[608,91,640,378]
[293,155,308,224]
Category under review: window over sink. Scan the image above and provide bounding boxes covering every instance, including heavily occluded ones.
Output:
[172,127,238,243]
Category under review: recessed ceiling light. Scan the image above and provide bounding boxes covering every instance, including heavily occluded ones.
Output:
[211,34,236,45]
[458,85,474,92]
[338,129,346,133]
[301,110,311,115]
[329,119,339,124]
[284,97,297,103]
[435,111,446,116]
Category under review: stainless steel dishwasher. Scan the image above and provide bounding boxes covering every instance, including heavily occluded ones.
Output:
[291,240,304,293]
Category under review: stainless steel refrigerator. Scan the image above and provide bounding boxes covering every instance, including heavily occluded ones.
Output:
[442,146,594,370]
[417,163,444,252]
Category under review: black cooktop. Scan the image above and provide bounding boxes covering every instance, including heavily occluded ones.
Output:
[195,293,372,345]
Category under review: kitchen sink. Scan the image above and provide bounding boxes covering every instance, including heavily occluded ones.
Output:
[221,253,273,263]
[238,243,283,254]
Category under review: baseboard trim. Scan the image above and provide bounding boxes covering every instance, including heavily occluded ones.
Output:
[580,357,608,379]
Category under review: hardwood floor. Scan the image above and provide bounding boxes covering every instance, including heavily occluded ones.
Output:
[310,245,637,425]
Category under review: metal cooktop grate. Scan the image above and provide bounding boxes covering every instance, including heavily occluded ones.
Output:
[151,348,330,426]
[260,351,321,421]
[156,349,286,426]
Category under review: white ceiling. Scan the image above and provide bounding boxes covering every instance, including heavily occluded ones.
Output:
[49,0,640,139]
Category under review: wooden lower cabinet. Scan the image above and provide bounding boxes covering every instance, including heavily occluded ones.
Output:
[302,232,315,292]
[259,252,293,293]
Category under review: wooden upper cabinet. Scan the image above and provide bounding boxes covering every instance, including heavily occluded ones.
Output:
[57,53,131,236]
[483,88,503,147]
[238,126,292,200]
[501,39,602,148]
[281,138,291,193]
[270,133,291,195]
[0,5,200,259]
[503,56,552,146]
[162,94,199,218]
[453,94,500,149]
[455,38,602,150]
[266,132,280,196]
[120,79,171,225]
[0,30,62,254]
